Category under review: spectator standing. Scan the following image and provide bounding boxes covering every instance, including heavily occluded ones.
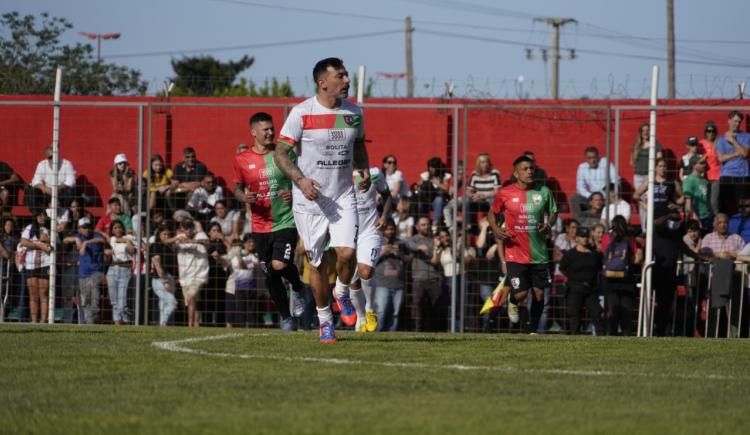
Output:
[205,222,230,327]
[105,220,135,326]
[187,172,224,220]
[373,219,407,332]
[576,192,604,229]
[635,158,683,230]
[96,197,133,235]
[109,153,135,215]
[26,145,77,212]
[150,225,178,326]
[405,217,443,332]
[571,147,619,215]
[683,158,713,233]
[59,200,87,323]
[382,154,410,201]
[553,218,578,268]
[679,137,703,181]
[210,200,242,242]
[474,216,504,332]
[0,219,20,320]
[700,121,721,216]
[226,234,258,328]
[601,184,631,227]
[20,212,52,323]
[171,147,209,210]
[728,198,750,244]
[601,215,641,336]
[591,223,606,252]
[65,217,106,324]
[631,124,664,227]
[175,219,209,327]
[431,228,475,331]
[416,157,451,227]
[716,110,750,216]
[143,155,173,212]
[559,227,604,335]
[392,197,414,239]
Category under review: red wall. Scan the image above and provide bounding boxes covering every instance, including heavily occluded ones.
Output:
[1,95,748,216]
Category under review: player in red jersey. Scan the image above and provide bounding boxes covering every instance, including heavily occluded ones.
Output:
[233,112,305,331]
[488,155,557,329]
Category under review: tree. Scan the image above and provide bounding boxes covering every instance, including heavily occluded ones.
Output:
[0,11,147,95]
[169,55,255,96]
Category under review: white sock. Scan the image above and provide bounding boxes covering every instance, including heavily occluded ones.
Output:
[333,277,349,300]
[350,287,366,320]
[360,277,374,312]
[316,306,333,325]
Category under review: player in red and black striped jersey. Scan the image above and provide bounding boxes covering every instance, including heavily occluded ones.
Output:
[233,112,305,331]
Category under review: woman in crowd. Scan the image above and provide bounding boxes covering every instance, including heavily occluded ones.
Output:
[150,224,178,326]
[106,220,135,326]
[699,121,721,215]
[206,222,230,326]
[431,227,475,331]
[634,158,684,222]
[467,153,501,221]
[630,123,664,230]
[392,197,414,240]
[591,223,606,252]
[577,192,604,229]
[144,155,173,212]
[226,234,258,328]
[416,157,452,227]
[109,153,135,215]
[175,219,209,328]
[601,215,641,336]
[382,154,410,202]
[20,212,52,323]
[559,226,604,335]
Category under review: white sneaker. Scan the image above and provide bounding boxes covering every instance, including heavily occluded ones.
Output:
[507,300,520,323]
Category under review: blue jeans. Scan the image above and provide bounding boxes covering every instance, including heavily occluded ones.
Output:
[107,265,132,323]
[374,286,404,332]
[433,195,445,225]
[151,274,177,326]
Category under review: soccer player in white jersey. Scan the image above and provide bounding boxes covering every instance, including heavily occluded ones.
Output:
[350,167,392,332]
[274,57,371,343]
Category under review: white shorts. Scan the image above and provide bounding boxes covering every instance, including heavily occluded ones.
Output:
[355,231,383,269]
[294,195,358,267]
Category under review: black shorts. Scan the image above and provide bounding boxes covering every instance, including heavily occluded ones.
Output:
[506,262,551,293]
[26,267,50,279]
[251,228,297,266]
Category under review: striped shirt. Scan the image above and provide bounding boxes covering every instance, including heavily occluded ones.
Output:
[468,170,501,200]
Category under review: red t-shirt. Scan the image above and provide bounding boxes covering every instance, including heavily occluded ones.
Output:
[701,139,720,181]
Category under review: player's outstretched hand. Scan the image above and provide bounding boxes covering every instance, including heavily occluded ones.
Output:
[357,169,371,191]
[297,177,321,200]
[278,190,292,203]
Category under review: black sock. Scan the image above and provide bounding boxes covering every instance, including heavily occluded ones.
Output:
[266,270,291,319]
[278,264,304,293]
[509,291,519,305]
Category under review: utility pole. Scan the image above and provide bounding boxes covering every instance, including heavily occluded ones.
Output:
[667,0,675,99]
[405,16,414,98]
[533,17,576,99]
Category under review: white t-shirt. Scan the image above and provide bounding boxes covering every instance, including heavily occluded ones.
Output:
[211,210,241,237]
[354,167,388,237]
[278,96,364,215]
[601,200,632,224]
[109,235,135,263]
[231,251,259,282]
[392,213,414,240]
[21,224,51,270]
[176,232,209,285]
[187,186,225,211]
[31,158,76,188]
[385,169,410,198]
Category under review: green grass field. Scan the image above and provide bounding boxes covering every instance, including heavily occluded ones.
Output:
[1,324,748,434]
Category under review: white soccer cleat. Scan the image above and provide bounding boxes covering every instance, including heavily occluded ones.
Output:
[507,300,520,324]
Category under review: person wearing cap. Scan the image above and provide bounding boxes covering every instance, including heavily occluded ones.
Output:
[109,153,135,215]
[683,158,713,233]
[716,110,750,216]
[558,226,604,335]
[63,217,106,324]
[679,136,704,181]
[95,197,133,236]
[25,145,77,213]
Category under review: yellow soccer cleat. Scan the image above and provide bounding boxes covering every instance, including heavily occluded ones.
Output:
[365,310,378,332]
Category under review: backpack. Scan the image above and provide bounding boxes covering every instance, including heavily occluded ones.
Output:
[603,235,630,278]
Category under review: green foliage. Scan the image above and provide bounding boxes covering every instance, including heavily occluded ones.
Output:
[352,75,375,98]
[169,55,255,96]
[2,325,750,434]
[0,11,147,95]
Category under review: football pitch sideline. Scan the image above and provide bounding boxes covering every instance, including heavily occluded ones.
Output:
[1,324,748,434]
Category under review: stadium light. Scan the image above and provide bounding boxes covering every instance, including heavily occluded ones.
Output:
[79,32,121,62]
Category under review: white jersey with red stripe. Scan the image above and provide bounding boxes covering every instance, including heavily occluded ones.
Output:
[354,166,388,237]
[278,96,364,215]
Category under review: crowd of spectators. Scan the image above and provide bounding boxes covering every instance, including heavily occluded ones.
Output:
[0,109,749,337]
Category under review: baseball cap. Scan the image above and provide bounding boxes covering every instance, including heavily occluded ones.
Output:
[114,153,128,165]
[686,136,699,146]
[78,217,92,228]
[575,227,590,238]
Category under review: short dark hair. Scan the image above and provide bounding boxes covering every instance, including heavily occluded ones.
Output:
[728,110,744,121]
[383,217,397,228]
[685,219,701,232]
[183,147,196,156]
[513,155,534,167]
[242,233,254,243]
[249,112,273,126]
[213,199,227,208]
[108,197,121,206]
[109,219,125,235]
[704,121,717,132]
[313,57,344,83]
[584,146,599,155]
[522,150,535,157]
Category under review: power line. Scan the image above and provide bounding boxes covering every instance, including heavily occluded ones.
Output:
[105,29,402,59]
[207,0,402,23]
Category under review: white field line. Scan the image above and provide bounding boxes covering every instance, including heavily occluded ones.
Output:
[152,333,744,381]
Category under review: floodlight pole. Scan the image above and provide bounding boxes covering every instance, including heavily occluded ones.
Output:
[79,32,121,61]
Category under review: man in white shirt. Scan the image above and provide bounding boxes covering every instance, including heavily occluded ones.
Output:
[570,146,618,215]
[26,145,77,213]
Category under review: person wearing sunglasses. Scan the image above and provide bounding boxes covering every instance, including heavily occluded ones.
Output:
[700,121,721,216]
[381,155,410,202]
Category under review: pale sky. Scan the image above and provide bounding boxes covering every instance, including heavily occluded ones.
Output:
[4,0,749,98]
